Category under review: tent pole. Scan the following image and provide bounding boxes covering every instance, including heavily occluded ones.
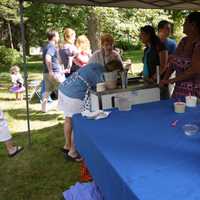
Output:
[19,0,32,146]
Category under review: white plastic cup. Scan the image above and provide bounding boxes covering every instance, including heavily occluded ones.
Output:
[103,71,118,81]
[185,96,197,107]
[116,97,131,111]
[174,102,186,113]
[96,82,106,92]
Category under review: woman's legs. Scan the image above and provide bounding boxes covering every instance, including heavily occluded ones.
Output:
[68,131,77,157]
[64,117,72,150]
[64,117,81,159]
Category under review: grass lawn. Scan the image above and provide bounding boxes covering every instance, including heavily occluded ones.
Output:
[0,50,143,200]
[0,58,79,200]
[123,49,143,75]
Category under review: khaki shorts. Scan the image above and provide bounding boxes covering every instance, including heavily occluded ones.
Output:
[43,72,65,93]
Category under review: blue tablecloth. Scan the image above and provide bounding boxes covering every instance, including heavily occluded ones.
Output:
[73,100,200,200]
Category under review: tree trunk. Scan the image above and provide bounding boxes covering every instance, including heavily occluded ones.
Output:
[87,8,100,53]
[7,21,14,49]
[24,24,30,56]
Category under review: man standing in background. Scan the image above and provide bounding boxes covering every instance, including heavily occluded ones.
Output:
[41,30,65,112]
[158,20,177,96]
[158,20,177,55]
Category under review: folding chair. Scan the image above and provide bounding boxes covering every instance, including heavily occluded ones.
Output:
[28,80,42,102]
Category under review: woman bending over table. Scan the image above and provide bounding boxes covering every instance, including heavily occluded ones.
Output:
[58,60,123,162]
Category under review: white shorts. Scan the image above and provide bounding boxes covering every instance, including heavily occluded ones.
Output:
[0,121,12,142]
[58,90,83,118]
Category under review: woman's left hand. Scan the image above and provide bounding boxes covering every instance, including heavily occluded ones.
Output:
[168,78,176,84]
[160,79,175,86]
[159,79,169,86]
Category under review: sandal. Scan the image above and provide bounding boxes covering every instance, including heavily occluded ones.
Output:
[60,148,69,154]
[64,152,83,162]
[9,146,24,157]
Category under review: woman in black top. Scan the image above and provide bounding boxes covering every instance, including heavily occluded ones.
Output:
[140,25,169,99]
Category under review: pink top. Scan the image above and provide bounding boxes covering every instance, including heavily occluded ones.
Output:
[73,51,91,67]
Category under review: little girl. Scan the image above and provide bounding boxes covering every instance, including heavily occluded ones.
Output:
[0,109,23,157]
[9,65,25,100]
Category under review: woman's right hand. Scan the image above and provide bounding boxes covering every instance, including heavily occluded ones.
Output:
[159,79,170,87]
[168,55,176,63]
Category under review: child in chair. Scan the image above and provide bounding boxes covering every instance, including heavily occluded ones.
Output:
[9,65,25,100]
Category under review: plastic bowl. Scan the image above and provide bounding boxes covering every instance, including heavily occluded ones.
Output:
[182,124,199,136]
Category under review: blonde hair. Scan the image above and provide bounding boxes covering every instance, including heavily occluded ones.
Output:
[10,65,20,74]
[76,35,91,53]
[101,34,114,46]
[63,28,76,44]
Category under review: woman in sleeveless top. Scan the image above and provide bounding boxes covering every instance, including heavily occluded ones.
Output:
[160,12,200,99]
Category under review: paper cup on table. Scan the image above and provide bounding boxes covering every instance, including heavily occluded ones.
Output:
[116,97,131,111]
[96,82,106,92]
[185,96,197,107]
[174,102,186,113]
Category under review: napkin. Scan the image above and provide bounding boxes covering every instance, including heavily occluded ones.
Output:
[81,110,111,120]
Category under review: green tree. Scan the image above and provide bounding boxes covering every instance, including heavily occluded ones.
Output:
[25,3,88,48]
[0,0,20,49]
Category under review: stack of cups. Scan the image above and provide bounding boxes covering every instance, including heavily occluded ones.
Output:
[115,96,131,111]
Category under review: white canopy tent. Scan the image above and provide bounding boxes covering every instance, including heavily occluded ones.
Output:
[25,0,200,10]
[18,0,199,146]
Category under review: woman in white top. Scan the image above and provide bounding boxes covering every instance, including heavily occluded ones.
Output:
[0,110,23,157]
[88,34,123,66]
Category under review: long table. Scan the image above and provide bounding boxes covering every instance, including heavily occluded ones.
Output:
[72,100,200,200]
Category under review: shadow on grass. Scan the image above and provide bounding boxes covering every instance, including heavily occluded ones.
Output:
[0,97,16,101]
[5,107,60,121]
[0,123,80,200]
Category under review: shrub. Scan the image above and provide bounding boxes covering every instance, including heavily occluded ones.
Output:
[0,46,21,68]
[115,39,142,51]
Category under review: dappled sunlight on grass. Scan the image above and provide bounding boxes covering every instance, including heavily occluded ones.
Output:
[0,70,62,134]
[0,99,64,134]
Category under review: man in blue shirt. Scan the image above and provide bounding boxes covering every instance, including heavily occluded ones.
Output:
[158,20,177,55]
[158,20,177,97]
[42,30,65,112]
